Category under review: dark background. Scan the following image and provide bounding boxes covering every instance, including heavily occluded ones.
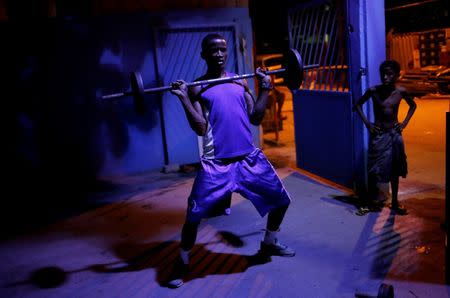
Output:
[385,0,450,33]
[249,0,450,55]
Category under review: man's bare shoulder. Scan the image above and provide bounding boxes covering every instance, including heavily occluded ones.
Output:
[232,78,252,93]
[189,75,207,97]
[241,78,252,92]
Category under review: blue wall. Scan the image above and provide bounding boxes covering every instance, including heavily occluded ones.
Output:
[364,1,386,89]
[3,8,255,201]
[349,0,386,193]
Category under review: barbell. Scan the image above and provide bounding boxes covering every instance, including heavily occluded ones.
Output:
[101,48,319,114]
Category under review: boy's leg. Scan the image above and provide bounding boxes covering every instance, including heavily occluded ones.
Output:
[367,173,379,202]
[391,176,399,207]
[356,173,381,215]
[376,182,390,204]
[390,176,407,215]
[166,220,200,288]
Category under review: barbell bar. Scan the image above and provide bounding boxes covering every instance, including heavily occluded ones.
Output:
[101,49,319,114]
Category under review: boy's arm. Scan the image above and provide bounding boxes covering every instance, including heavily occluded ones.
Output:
[170,80,207,136]
[396,87,417,132]
[243,67,272,125]
[354,88,380,134]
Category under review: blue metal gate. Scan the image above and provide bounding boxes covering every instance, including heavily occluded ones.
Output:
[288,0,357,188]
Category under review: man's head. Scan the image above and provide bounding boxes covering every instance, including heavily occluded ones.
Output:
[379,60,400,85]
[201,33,227,70]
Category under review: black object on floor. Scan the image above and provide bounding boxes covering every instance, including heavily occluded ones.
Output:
[355,283,395,298]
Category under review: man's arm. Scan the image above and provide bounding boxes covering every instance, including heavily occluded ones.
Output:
[244,67,272,125]
[170,80,207,136]
[396,87,417,132]
[354,87,380,134]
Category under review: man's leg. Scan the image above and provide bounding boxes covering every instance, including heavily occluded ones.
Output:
[236,149,295,257]
[180,221,200,260]
[267,204,288,231]
[260,204,295,257]
[166,220,200,288]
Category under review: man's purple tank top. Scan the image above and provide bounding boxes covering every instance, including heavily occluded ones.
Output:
[199,74,255,159]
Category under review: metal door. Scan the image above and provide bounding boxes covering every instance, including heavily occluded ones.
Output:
[154,26,239,166]
[288,0,361,189]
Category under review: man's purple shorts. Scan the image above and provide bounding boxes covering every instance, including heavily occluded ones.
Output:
[186,148,291,222]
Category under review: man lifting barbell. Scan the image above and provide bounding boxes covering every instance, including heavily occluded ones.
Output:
[101,33,316,289]
[163,33,296,288]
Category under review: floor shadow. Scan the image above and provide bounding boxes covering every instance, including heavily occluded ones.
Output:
[4,231,269,290]
[93,240,271,286]
[385,196,446,284]
[336,194,446,296]
[320,194,379,216]
[369,209,399,279]
[335,209,387,295]
[98,228,270,287]
[320,193,399,278]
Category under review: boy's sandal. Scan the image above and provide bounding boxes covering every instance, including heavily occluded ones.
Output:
[369,204,383,212]
[388,203,408,215]
[355,207,370,216]
[355,203,384,216]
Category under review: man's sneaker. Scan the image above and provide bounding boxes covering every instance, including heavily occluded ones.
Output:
[259,240,296,257]
[165,258,189,289]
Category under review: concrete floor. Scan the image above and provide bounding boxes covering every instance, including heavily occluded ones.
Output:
[261,93,449,297]
[0,95,449,298]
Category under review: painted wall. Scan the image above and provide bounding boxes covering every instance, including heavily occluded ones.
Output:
[352,0,386,193]
[2,8,255,207]
[364,0,385,88]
